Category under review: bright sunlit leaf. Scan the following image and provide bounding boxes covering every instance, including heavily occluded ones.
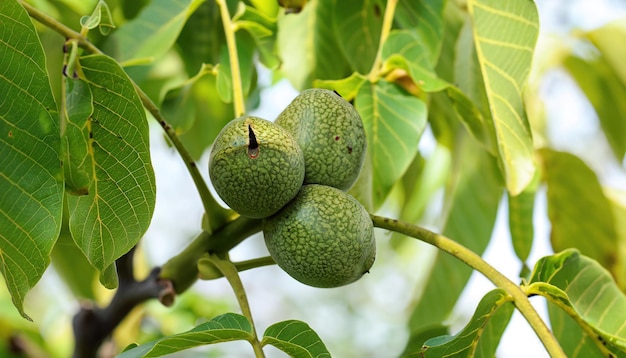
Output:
[468,0,539,195]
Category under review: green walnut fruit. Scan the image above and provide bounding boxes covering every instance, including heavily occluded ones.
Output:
[275,88,366,191]
[263,184,375,288]
[209,116,305,218]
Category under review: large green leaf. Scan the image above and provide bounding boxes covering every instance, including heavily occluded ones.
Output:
[118,313,254,357]
[0,0,63,319]
[539,149,620,279]
[332,0,383,74]
[405,137,502,352]
[355,80,427,209]
[528,249,626,354]
[563,54,626,162]
[412,289,513,357]
[105,0,204,65]
[262,320,331,358]
[468,0,539,195]
[66,55,156,286]
[276,0,352,90]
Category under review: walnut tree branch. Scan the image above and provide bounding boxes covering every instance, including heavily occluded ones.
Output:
[71,247,175,358]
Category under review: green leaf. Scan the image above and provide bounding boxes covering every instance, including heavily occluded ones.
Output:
[66,55,156,287]
[106,0,204,65]
[0,0,63,319]
[547,302,623,358]
[313,72,367,101]
[508,171,539,273]
[563,54,626,161]
[468,0,539,195]
[539,149,620,279]
[332,0,383,74]
[276,0,352,90]
[62,79,94,195]
[355,80,427,209]
[80,0,116,35]
[176,1,224,76]
[416,289,513,357]
[382,29,449,92]
[399,145,450,228]
[234,3,280,69]
[585,19,626,87]
[606,188,626,291]
[406,138,502,348]
[118,313,254,357]
[50,200,97,300]
[262,320,331,358]
[395,0,446,64]
[450,18,497,153]
[528,249,626,354]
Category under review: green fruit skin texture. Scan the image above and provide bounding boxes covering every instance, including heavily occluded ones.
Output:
[275,88,366,191]
[209,116,305,218]
[263,184,375,288]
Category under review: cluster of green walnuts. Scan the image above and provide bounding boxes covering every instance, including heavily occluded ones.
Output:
[209,89,376,288]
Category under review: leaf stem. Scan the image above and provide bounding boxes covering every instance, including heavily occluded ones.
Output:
[216,0,245,117]
[205,255,265,358]
[21,0,228,227]
[370,214,566,358]
[20,1,103,55]
[368,0,397,81]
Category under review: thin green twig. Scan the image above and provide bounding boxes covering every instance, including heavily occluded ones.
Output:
[216,0,245,117]
[370,214,566,358]
[368,0,397,81]
[206,254,266,358]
